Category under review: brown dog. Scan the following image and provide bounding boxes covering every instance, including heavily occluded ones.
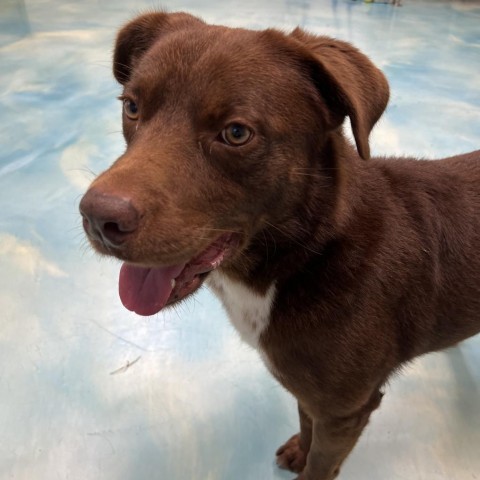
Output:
[79,12,480,480]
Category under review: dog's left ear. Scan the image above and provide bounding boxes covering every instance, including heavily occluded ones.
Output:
[290,28,389,160]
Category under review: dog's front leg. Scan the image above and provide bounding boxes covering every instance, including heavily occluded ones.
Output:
[276,403,313,473]
[298,390,384,480]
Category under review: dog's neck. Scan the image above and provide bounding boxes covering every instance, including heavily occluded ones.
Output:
[220,131,369,294]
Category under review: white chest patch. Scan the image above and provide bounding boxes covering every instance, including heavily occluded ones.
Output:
[207,271,276,349]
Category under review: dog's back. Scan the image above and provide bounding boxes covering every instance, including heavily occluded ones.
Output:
[369,152,480,356]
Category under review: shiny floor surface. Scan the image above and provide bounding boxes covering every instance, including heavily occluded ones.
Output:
[1,1,480,479]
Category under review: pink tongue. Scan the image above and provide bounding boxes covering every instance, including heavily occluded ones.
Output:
[119,263,185,316]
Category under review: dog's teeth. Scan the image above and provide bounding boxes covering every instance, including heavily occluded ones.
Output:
[171,279,176,289]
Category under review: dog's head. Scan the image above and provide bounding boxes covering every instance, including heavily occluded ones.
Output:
[79,12,389,315]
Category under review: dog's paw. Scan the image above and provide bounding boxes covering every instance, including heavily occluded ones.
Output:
[275,434,307,473]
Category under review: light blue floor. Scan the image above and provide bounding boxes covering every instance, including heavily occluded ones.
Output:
[1,1,480,479]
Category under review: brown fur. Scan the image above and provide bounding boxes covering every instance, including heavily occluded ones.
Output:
[80,12,480,479]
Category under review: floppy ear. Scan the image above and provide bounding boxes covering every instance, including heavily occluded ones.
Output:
[113,12,204,84]
[290,28,389,160]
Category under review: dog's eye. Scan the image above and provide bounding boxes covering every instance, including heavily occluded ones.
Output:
[221,123,252,146]
[123,99,139,120]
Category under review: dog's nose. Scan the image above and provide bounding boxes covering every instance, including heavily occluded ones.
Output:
[79,188,140,247]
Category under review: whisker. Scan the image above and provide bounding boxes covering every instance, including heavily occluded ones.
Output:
[263,226,278,259]
[199,226,243,236]
[85,61,114,69]
[291,166,338,172]
[112,60,133,71]
[289,172,329,180]
[261,229,269,265]
[172,304,184,324]
[68,166,98,178]
[263,221,323,256]
[79,243,94,259]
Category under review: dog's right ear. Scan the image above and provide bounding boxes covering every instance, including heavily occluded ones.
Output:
[113,12,204,84]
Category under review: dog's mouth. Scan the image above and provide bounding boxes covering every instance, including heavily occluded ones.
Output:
[118,233,240,316]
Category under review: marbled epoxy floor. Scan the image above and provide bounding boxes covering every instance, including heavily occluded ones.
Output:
[0,1,479,479]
